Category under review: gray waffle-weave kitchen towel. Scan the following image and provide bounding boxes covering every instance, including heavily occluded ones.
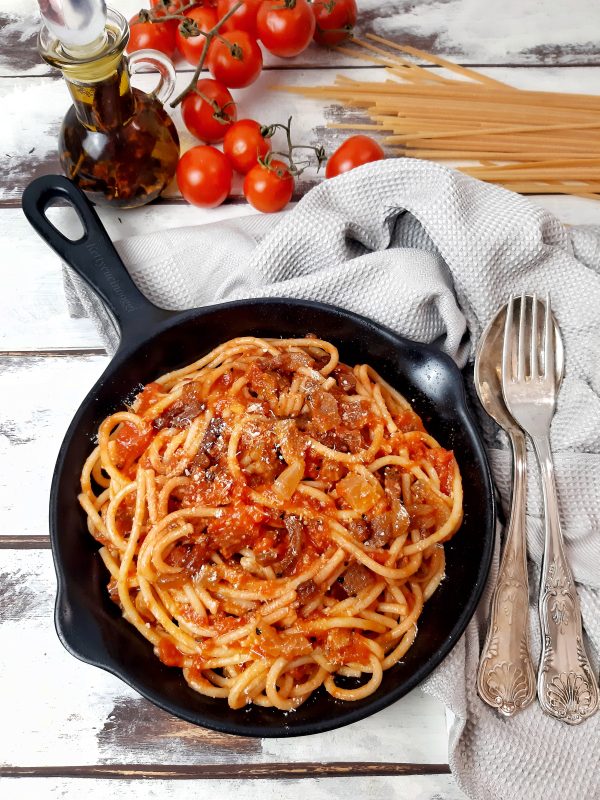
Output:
[64,159,600,800]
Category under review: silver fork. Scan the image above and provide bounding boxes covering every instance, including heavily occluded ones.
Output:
[502,293,599,725]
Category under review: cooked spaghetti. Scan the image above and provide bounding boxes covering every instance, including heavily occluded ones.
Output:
[79,336,463,710]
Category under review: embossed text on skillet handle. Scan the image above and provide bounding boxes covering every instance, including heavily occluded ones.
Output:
[534,435,599,725]
[477,430,535,716]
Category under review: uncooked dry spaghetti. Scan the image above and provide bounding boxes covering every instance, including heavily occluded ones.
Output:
[79,336,463,710]
[279,37,600,199]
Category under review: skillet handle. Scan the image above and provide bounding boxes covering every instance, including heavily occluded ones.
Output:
[21,174,173,344]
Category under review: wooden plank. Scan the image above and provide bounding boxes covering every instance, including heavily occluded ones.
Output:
[2,57,599,352]
[1,0,358,76]
[0,549,450,766]
[0,545,266,766]
[0,776,468,799]
[1,66,340,207]
[0,355,108,536]
[3,188,600,354]
[0,204,260,351]
[0,51,600,352]
[2,0,600,78]
[4,65,600,208]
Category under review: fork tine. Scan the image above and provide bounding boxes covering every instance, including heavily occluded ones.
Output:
[544,293,555,383]
[518,292,527,381]
[503,294,515,386]
[531,292,539,379]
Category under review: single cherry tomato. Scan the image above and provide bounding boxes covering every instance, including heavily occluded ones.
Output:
[224,119,271,174]
[207,30,263,89]
[218,0,263,37]
[243,159,294,212]
[181,78,237,143]
[312,0,357,46]
[149,1,192,39]
[127,14,177,59]
[256,0,315,58]
[176,6,218,65]
[325,135,385,178]
[177,145,233,207]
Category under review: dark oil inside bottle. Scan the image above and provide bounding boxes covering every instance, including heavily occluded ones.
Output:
[61,60,180,209]
[39,9,180,209]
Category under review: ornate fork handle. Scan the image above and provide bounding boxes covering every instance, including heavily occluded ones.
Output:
[477,429,535,715]
[533,434,599,724]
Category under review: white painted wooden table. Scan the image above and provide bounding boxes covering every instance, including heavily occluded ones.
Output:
[1,1,599,797]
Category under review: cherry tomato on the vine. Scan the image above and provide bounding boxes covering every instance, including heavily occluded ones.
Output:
[325,135,385,178]
[181,78,237,143]
[177,145,233,207]
[207,30,263,88]
[224,119,271,174]
[256,0,315,58]
[176,6,218,65]
[127,14,177,59]
[243,159,294,212]
[218,0,263,37]
[312,0,357,46]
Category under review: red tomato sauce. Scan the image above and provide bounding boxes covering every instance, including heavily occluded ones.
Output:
[157,637,185,667]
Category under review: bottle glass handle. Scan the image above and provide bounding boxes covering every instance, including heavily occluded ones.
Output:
[127,49,176,106]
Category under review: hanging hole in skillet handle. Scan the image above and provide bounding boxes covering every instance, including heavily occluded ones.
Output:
[21,174,174,347]
[45,200,86,242]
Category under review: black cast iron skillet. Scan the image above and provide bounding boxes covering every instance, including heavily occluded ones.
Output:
[22,174,494,738]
